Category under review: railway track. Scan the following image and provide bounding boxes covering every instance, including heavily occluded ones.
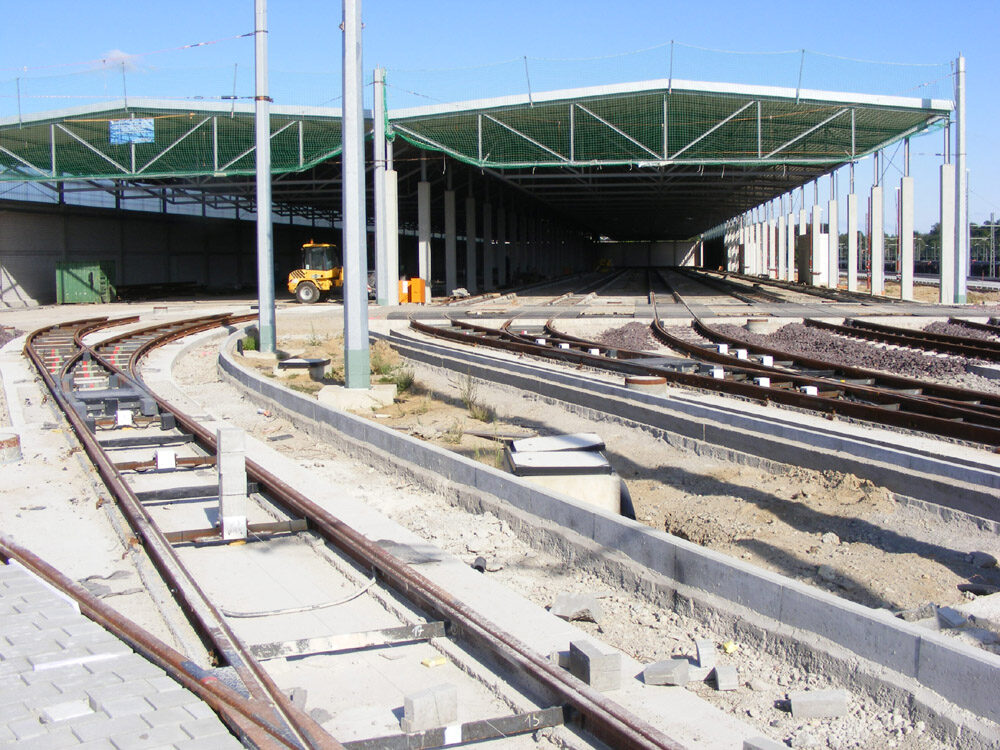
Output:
[19,313,687,750]
[805,317,1000,363]
[410,310,1000,447]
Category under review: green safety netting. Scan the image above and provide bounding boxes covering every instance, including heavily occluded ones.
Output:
[388,84,948,170]
[0,101,342,182]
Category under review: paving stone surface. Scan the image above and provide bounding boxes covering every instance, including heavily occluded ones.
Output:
[0,561,241,748]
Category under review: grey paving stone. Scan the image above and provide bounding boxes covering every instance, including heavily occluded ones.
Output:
[9,714,46,740]
[72,714,150,743]
[111,722,190,749]
[181,716,239,739]
[143,688,198,712]
[569,640,621,692]
[182,701,217,721]
[176,733,241,750]
[97,694,155,719]
[13,726,81,749]
[643,658,690,686]
[0,699,31,722]
[140,705,193,728]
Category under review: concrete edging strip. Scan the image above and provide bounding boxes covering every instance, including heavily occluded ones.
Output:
[216,327,1000,729]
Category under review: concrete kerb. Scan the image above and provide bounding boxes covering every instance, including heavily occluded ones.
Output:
[214,326,1000,742]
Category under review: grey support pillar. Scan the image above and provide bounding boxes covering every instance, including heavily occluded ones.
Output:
[253,0,275,353]
[417,177,431,290]
[786,210,795,281]
[940,159,956,304]
[847,176,859,292]
[373,67,390,306]
[827,176,839,290]
[954,55,968,304]
[444,189,457,294]
[777,199,786,281]
[768,216,777,277]
[871,156,884,295]
[496,205,507,286]
[482,202,494,291]
[811,201,824,287]
[509,211,519,282]
[341,0,370,387]
[899,141,914,301]
[386,159,399,305]
[465,195,477,293]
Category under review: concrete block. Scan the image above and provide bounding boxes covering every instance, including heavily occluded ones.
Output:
[744,737,786,750]
[643,658,689,686]
[713,665,738,691]
[110,722,189,749]
[789,688,849,719]
[695,639,716,669]
[569,640,621,692]
[400,683,458,732]
[915,633,1000,724]
[551,592,603,623]
[936,606,968,629]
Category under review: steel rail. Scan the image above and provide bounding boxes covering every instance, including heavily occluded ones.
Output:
[949,317,1000,336]
[670,266,785,304]
[411,317,1000,446]
[700,267,908,305]
[0,534,301,749]
[125,330,689,750]
[688,319,1000,415]
[24,317,342,750]
[546,314,1000,430]
[805,318,1000,363]
[848,318,1000,353]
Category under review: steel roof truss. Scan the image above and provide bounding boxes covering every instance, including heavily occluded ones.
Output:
[136,117,211,175]
[573,103,661,160]
[763,107,850,159]
[55,124,129,175]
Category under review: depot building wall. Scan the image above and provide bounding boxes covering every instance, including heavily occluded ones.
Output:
[597,240,701,268]
[0,199,335,307]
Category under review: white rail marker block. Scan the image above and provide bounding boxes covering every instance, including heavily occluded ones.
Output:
[217,426,248,540]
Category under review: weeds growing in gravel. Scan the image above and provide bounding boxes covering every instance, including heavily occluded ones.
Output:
[393,367,415,393]
[442,420,464,444]
[459,372,495,422]
[370,340,399,376]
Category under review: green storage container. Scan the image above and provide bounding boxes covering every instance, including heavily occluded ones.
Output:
[55,261,117,304]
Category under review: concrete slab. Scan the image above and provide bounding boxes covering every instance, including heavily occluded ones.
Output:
[317,383,396,411]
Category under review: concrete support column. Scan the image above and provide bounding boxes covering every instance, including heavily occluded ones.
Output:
[768,219,777,278]
[444,190,457,294]
[417,180,431,291]
[777,212,786,280]
[509,211,519,282]
[465,195,477,293]
[811,204,824,287]
[940,163,956,303]
[217,426,247,540]
[496,206,507,286]
[827,198,839,289]
[871,184,884,295]
[899,176,914,301]
[386,168,399,304]
[786,212,795,281]
[482,202,494,291]
[846,193,858,292]
[373,68,389,307]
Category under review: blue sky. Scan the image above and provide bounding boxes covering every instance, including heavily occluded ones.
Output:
[1,1,998,231]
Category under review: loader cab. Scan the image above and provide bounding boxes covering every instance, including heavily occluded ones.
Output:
[301,243,340,271]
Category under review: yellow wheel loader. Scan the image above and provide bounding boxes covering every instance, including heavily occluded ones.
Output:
[287,242,343,303]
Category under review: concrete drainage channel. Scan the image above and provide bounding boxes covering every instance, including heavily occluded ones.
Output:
[212,325,1000,748]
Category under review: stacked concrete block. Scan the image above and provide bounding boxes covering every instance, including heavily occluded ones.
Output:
[551,592,603,624]
[569,640,621,692]
[401,683,458,732]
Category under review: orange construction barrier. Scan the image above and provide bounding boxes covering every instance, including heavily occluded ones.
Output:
[408,277,426,304]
